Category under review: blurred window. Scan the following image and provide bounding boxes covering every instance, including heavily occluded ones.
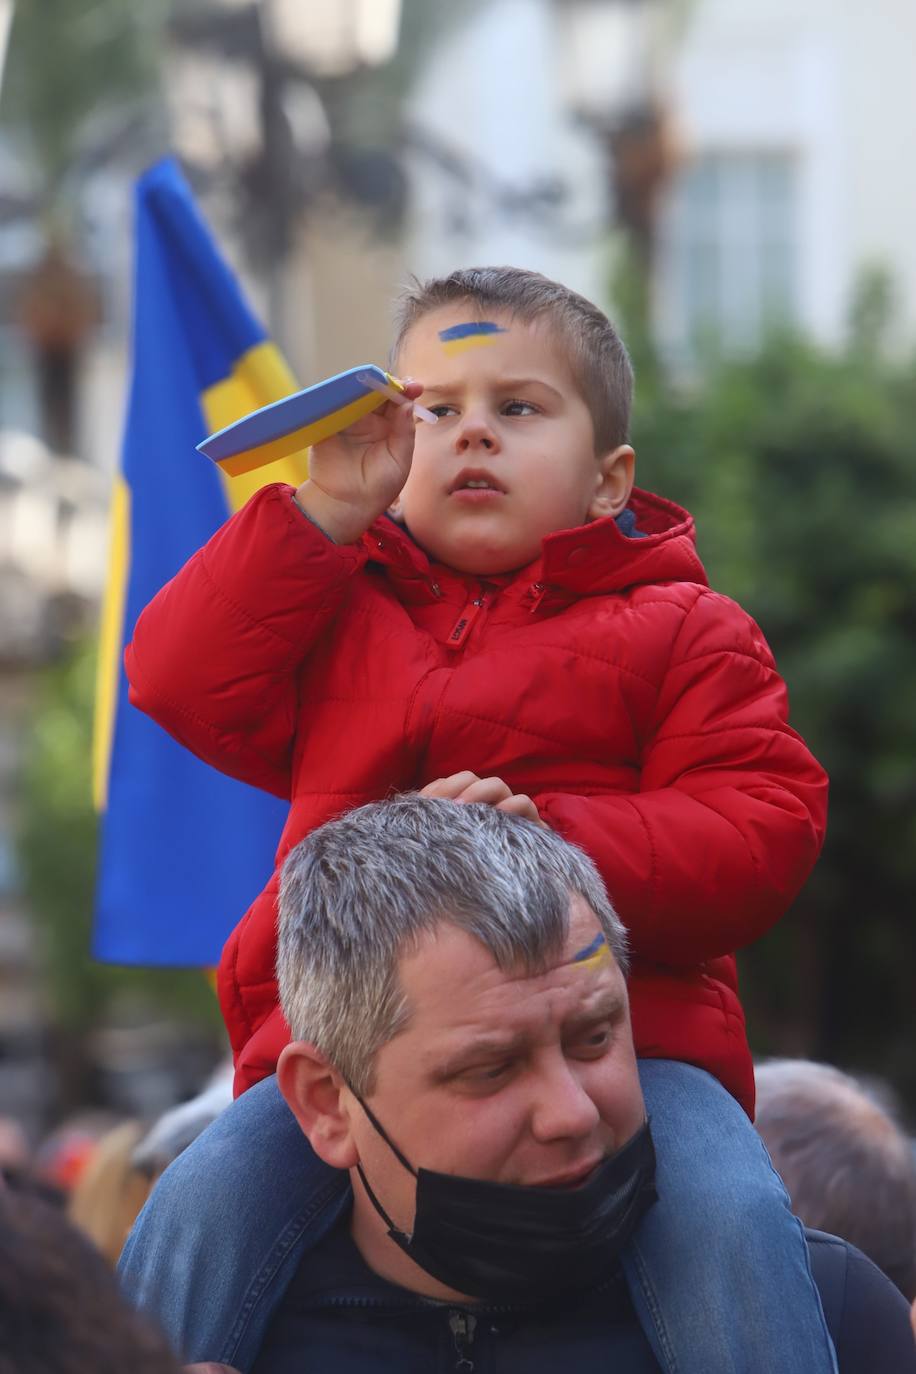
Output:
[660,152,797,358]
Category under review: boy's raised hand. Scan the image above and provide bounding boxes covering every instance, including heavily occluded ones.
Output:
[420,771,544,826]
[294,381,425,545]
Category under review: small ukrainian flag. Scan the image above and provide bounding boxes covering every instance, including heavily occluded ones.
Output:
[198,365,405,477]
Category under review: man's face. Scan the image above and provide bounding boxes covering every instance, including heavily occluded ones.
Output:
[348,895,645,1273]
[393,305,625,575]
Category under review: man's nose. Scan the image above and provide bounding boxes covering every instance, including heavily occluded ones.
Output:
[528,1058,601,1143]
[455,410,499,453]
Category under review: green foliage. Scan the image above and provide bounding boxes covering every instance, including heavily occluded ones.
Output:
[616,263,916,1105]
[16,641,222,1034]
[0,0,167,217]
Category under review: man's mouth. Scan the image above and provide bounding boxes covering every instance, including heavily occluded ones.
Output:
[528,1158,603,1190]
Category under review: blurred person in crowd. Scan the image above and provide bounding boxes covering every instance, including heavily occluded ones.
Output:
[68,1119,157,1266]
[128,265,831,1374]
[132,1061,234,1179]
[755,1059,916,1300]
[0,1115,67,1209]
[0,1117,28,1180]
[34,1110,118,1196]
[0,1185,186,1374]
[0,1145,240,1371]
[0,1115,32,1203]
[67,1066,233,1266]
[120,799,916,1373]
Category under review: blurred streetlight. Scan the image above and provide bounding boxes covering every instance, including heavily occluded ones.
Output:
[560,0,664,125]
[166,0,405,344]
[558,0,677,264]
[260,0,401,76]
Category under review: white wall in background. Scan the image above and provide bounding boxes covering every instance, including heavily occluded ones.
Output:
[657,0,916,355]
[403,0,611,307]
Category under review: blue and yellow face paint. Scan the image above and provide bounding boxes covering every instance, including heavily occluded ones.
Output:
[438,320,508,355]
[572,932,612,972]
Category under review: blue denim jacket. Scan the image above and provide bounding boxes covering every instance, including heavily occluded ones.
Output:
[119,1076,350,1371]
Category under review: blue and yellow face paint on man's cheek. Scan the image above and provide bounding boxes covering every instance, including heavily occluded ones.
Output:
[438,321,508,355]
[572,932,612,972]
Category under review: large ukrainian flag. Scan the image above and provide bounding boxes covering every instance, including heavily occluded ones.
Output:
[92,157,305,965]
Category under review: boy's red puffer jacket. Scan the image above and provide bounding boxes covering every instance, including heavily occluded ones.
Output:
[126,483,828,1114]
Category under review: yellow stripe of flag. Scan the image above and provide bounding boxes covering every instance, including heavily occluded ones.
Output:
[201,340,309,509]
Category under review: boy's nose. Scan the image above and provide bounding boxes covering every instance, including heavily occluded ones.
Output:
[455,414,499,453]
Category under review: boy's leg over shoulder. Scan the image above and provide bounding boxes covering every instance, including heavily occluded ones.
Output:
[623,1059,838,1374]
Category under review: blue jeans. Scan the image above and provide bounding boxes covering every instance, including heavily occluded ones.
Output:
[120,1064,839,1371]
[630,1060,838,1374]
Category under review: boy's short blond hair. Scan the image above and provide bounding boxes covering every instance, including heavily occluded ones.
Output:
[391,266,634,452]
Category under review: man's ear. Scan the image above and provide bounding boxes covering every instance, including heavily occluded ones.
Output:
[277,1041,359,1170]
[588,444,635,521]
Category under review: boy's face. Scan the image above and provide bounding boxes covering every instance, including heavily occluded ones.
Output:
[393,305,634,575]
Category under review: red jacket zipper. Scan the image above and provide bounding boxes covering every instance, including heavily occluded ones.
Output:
[447,592,489,648]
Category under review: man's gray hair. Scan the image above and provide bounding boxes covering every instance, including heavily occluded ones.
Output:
[278,796,628,1096]
[754,1058,916,1300]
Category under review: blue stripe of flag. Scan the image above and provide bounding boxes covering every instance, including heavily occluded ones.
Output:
[93,159,287,966]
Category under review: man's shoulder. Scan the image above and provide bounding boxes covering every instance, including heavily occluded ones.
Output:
[805,1228,916,1372]
[119,1076,351,1371]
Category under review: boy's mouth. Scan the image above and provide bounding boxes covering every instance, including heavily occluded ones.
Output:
[449,468,507,494]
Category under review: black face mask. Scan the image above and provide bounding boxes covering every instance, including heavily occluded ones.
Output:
[355,1097,657,1302]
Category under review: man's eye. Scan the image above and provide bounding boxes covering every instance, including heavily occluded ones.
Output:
[464,1061,512,1084]
[571,1029,611,1058]
[502,399,538,417]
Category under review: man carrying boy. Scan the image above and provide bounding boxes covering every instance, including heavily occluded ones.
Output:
[126,267,832,1371]
[118,800,916,1373]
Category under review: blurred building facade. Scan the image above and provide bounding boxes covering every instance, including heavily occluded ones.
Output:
[655,0,916,358]
[3,0,916,1131]
[401,0,612,304]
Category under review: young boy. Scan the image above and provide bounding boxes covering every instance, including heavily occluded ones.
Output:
[126,268,834,1372]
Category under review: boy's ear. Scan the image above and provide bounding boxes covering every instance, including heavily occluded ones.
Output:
[588,444,635,521]
[277,1041,359,1170]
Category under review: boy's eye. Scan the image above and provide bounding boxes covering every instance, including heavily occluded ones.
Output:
[502,399,539,417]
[427,403,457,419]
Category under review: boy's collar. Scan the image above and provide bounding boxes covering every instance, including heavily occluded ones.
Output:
[538,491,702,591]
[363,488,702,595]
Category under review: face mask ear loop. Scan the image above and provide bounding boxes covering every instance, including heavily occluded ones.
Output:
[355,1093,418,1177]
[352,1092,418,1243]
[355,1162,412,1241]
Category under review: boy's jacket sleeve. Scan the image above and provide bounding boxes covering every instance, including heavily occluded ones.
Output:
[125,484,367,799]
[537,589,828,964]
